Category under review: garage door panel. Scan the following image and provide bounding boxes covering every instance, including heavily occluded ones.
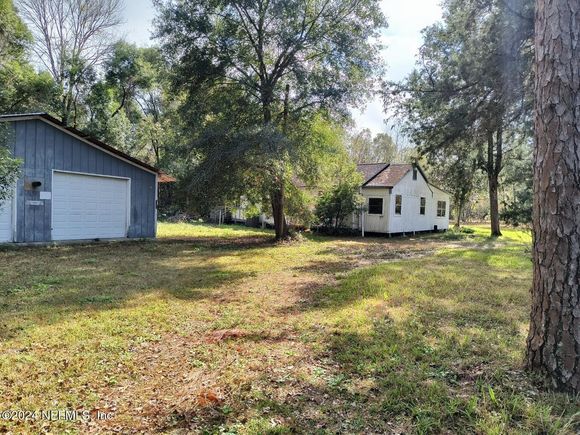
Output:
[0,199,12,242]
[52,172,129,241]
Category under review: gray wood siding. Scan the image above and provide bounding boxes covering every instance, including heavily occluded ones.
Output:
[8,119,156,242]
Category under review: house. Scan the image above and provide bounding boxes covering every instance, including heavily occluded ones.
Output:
[212,162,450,235]
[0,113,161,243]
[349,163,450,235]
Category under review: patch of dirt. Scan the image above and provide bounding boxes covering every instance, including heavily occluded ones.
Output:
[204,329,247,343]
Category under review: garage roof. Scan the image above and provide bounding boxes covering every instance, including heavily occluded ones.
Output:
[0,112,160,174]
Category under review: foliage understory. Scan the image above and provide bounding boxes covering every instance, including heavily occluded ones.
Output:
[0,223,577,434]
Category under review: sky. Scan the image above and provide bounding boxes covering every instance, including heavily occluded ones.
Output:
[120,0,443,137]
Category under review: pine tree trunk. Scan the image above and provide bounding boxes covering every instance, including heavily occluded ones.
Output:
[488,173,502,236]
[526,0,580,393]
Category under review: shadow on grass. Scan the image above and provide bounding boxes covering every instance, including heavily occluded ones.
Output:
[209,246,574,433]
[150,245,554,434]
[0,236,270,341]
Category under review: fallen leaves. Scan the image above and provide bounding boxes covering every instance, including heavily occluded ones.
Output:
[204,329,247,344]
[194,388,223,407]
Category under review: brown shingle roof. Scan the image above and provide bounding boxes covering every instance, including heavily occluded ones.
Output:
[356,163,389,184]
[364,164,414,187]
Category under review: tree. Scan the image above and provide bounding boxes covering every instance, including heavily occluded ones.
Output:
[424,146,481,228]
[372,132,397,163]
[17,0,123,126]
[155,0,386,240]
[500,143,533,226]
[0,0,46,204]
[526,0,580,393]
[386,0,534,236]
[82,43,180,168]
[0,125,20,207]
[0,0,29,65]
[0,0,56,114]
[0,144,20,203]
[105,42,147,119]
[347,129,398,163]
[316,178,362,231]
[347,128,374,163]
[0,61,56,113]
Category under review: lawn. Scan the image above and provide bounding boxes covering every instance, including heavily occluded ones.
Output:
[0,223,578,434]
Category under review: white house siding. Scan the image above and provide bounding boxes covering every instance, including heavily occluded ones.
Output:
[431,185,450,231]
[388,170,439,233]
[348,169,450,234]
[359,187,391,233]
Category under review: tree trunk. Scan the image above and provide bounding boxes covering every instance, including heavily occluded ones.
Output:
[455,201,462,228]
[263,84,289,241]
[526,0,580,393]
[488,173,502,236]
[61,95,70,126]
[484,128,502,237]
[262,87,273,124]
[271,183,287,241]
[111,87,127,118]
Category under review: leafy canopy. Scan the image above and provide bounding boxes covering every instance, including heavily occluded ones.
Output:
[155,0,386,232]
[385,0,533,235]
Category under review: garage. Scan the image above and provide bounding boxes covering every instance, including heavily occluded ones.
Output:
[0,113,159,243]
[0,199,12,242]
[52,172,130,241]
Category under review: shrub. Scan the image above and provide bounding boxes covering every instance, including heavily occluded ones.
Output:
[315,181,363,232]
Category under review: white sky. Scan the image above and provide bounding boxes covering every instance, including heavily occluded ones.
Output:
[120,0,443,136]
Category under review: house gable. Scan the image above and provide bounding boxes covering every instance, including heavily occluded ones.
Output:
[0,113,158,174]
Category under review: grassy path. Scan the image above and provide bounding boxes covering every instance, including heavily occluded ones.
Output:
[0,223,577,433]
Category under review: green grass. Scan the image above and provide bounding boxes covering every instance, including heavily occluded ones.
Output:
[157,221,272,239]
[0,223,577,434]
[438,224,533,245]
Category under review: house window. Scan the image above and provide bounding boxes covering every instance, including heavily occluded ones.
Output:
[413,168,418,180]
[368,198,383,214]
[420,197,426,215]
[437,200,446,217]
[395,195,402,215]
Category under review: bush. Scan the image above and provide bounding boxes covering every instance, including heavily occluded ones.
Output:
[315,181,363,231]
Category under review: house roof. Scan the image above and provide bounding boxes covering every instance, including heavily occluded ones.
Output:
[357,162,451,195]
[158,172,177,183]
[363,163,414,187]
[0,112,160,174]
[356,163,389,184]
[356,162,416,187]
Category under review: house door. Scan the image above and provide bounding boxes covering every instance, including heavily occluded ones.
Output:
[364,197,387,233]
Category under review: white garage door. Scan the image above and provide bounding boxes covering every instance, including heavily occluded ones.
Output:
[52,172,130,241]
[0,199,12,242]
